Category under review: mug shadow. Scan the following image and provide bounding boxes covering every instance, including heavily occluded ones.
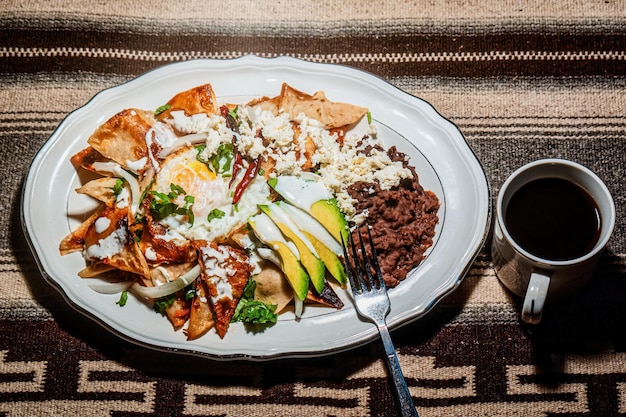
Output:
[518,249,626,375]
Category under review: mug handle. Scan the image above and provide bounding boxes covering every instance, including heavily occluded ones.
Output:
[521,272,551,324]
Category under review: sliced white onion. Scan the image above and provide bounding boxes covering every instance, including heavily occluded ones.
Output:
[265,203,319,256]
[279,202,342,255]
[249,212,300,259]
[245,105,260,125]
[294,296,304,320]
[130,264,201,299]
[92,161,141,216]
[87,280,133,294]
[158,133,208,158]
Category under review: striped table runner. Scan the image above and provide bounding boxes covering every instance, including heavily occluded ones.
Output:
[1,1,625,415]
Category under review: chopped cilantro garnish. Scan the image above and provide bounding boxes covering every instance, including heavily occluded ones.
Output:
[154,103,171,116]
[195,144,208,163]
[116,290,128,307]
[207,208,226,222]
[112,178,124,196]
[211,143,235,174]
[182,195,195,225]
[170,183,185,195]
[150,183,195,225]
[231,280,277,326]
[228,106,239,122]
[195,143,234,175]
[153,293,175,314]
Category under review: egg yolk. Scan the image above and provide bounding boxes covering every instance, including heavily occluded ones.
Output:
[172,160,216,186]
[169,159,229,220]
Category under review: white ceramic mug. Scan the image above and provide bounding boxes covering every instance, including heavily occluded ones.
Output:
[491,159,615,324]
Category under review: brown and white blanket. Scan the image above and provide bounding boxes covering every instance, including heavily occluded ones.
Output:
[1,1,625,415]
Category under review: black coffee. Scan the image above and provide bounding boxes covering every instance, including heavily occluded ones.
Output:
[504,177,601,261]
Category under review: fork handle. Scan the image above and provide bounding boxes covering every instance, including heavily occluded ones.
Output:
[378,323,420,417]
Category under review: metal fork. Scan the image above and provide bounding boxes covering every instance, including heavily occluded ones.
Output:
[342,226,420,417]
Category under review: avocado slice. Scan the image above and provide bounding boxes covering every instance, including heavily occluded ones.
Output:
[268,174,349,244]
[278,202,347,285]
[260,204,326,294]
[309,198,349,244]
[302,230,347,285]
[248,213,309,300]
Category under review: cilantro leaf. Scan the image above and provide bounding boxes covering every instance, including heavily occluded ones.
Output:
[154,103,171,116]
[211,143,235,174]
[153,293,175,314]
[149,183,195,225]
[195,144,208,163]
[116,291,128,307]
[232,300,278,325]
[228,106,239,122]
[185,285,196,301]
[231,280,277,326]
[112,178,124,196]
[207,208,225,222]
[170,183,185,196]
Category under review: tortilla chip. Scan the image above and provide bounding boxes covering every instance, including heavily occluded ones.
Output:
[77,263,116,278]
[253,263,293,314]
[306,282,344,309]
[156,83,218,120]
[249,83,368,129]
[82,206,150,278]
[149,262,196,287]
[87,108,154,174]
[186,279,214,340]
[70,147,111,172]
[194,240,253,338]
[59,209,103,255]
[139,219,197,266]
[165,295,191,330]
[76,177,119,207]
[291,122,316,170]
[246,94,281,115]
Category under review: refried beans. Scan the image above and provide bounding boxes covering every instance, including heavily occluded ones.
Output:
[347,146,439,288]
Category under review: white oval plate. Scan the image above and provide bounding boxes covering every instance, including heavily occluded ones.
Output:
[22,56,490,360]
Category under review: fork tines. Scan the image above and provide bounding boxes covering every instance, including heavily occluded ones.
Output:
[342,225,386,293]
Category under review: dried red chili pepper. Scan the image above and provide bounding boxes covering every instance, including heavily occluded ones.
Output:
[232,158,261,204]
[229,152,243,187]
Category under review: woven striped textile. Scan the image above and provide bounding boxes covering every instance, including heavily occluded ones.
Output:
[2,1,625,415]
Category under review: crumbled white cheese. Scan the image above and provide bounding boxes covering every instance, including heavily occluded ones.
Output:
[169,111,215,134]
[157,101,410,227]
[238,108,410,220]
[262,112,295,150]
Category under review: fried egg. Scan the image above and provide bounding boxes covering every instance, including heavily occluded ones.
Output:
[152,146,270,242]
